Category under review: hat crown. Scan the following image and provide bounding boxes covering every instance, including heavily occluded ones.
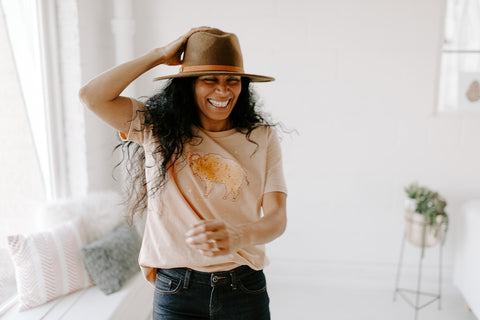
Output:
[182,28,244,71]
[152,28,274,82]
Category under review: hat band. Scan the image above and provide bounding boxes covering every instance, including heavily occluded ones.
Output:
[179,65,244,73]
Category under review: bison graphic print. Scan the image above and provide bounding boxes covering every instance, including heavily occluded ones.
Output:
[188,153,249,201]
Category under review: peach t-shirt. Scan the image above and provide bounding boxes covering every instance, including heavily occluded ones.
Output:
[121,98,287,284]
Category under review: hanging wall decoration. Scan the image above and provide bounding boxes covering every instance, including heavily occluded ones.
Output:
[459,72,480,111]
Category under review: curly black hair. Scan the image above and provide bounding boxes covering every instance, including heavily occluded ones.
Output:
[115,77,273,223]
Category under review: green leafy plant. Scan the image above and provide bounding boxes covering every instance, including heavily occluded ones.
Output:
[404,182,449,234]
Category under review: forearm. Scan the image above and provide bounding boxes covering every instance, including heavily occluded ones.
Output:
[79,48,166,107]
[237,207,287,248]
[185,192,287,256]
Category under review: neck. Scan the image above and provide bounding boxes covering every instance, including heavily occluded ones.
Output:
[200,119,233,132]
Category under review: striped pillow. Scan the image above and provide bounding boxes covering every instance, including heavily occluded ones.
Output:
[7,218,93,310]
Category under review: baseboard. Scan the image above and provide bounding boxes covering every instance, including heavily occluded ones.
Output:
[264,259,453,292]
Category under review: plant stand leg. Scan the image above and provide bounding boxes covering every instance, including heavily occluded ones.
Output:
[393,232,407,302]
[438,238,443,310]
[414,242,425,320]
[395,214,445,320]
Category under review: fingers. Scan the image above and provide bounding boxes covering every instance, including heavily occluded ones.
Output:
[199,247,229,257]
[186,231,228,247]
[185,223,226,246]
[177,26,211,47]
[186,220,224,238]
[185,220,233,256]
[161,26,211,66]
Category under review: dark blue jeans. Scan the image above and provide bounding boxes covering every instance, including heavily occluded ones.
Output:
[152,265,270,320]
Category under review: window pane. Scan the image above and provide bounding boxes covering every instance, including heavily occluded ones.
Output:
[0,2,46,307]
[438,0,480,112]
[444,0,480,50]
[1,0,51,194]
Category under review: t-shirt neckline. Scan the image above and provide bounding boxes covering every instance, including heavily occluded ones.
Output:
[197,126,238,138]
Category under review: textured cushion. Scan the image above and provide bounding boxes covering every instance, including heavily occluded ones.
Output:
[81,224,141,295]
[7,219,93,310]
[39,191,127,244]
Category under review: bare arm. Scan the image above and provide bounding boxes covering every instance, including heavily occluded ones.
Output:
[186,192,287,256]
[239,192,287,246]
[78,26,210,133]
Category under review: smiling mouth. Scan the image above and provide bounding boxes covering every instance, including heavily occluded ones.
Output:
[207,98,231,108]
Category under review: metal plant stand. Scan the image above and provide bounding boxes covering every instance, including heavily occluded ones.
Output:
[393,229,444,320]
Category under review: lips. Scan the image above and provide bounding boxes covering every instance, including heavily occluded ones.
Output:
[207,98,231,108]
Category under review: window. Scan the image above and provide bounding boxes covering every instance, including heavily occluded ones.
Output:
[437,0,480,112]
[1,0,88,312]
[0,0,47,310]
[0,0,88,311]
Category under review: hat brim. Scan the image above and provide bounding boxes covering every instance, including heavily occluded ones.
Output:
[152,70,274,82]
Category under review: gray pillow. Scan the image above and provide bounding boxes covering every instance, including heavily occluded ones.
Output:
[81,223,141,295]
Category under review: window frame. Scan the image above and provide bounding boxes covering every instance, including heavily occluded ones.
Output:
[37,0,69,199]
[436,0,480,114]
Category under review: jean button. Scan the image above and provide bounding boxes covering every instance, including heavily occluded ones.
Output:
[212,275,218,283]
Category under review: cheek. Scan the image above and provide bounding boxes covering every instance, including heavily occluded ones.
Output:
[194,94,202,107]
[194,89,206,106]
[193,83,208,103]
[233,86,242,100]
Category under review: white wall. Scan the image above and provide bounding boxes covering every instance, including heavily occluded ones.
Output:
[79,0,480,273]
[78,0,121,192]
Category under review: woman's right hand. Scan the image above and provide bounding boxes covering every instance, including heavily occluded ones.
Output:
[79,26,211,134]
[159,26,211,66]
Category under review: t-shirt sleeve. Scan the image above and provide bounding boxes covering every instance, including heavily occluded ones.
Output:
[264,127,288,195]
[118,98,150,145]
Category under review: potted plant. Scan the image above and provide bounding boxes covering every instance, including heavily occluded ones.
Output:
[404,182,449,247]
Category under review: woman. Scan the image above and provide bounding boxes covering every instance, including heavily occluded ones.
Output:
[79,27,287,319]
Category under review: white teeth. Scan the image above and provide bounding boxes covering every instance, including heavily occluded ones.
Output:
[208,99,230,108]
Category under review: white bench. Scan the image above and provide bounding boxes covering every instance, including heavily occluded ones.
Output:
[2,192,154,320]
[1,272,153,320]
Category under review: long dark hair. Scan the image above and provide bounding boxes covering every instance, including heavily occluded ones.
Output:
[115,77,273,223]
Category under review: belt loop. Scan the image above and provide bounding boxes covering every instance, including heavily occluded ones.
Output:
[230,270,237,290]
[184,269,192,289]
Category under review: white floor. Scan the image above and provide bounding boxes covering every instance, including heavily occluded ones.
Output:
[268,279,477,320]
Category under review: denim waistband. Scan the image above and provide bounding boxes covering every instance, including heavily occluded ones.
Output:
[158,265,260,289]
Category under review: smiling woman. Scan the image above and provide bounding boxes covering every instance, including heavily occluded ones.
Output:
[79,27,287,319]
[194,75,242,131]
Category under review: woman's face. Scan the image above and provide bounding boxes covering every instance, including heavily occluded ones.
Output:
[194,74,242,132]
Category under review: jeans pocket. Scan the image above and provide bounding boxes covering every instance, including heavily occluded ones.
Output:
[155,270,183,294]
[238,271,267,295]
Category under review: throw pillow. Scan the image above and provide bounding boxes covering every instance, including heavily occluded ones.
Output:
[39,191,126,244]
[81,224,141,295]
[7,218,93,310]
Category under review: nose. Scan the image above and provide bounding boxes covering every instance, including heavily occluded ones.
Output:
[215,80,229,94]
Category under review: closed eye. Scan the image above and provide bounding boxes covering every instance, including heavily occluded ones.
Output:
[202,78,217,83]
[198,76,241,85]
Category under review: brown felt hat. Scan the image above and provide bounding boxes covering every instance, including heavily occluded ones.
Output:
[152,28,274,82]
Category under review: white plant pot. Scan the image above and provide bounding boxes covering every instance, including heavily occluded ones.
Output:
[404,211,445,247]
[404,198,417,212]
